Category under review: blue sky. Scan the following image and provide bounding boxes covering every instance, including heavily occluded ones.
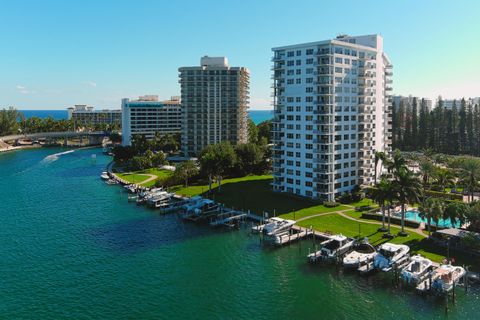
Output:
[1,0,479,110]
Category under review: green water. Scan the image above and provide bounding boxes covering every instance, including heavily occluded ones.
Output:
[0,148,478,319]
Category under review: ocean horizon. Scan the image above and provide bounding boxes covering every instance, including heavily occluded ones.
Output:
[19,109,274,124]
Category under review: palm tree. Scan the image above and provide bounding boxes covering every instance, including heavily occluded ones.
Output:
[459,158,480,202]
[394,167,422,236]
[418,158,435,193]
[387,149,407,174]
[419,197,442,235]
[443,201,468,228]
[374,151,387,185]
[434,168,455,192]
[371,177,390,231]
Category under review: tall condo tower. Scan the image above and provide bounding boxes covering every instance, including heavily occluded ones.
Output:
[179,56,250,156]
[271,34,393,201]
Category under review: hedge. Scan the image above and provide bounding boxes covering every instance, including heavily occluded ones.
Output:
[425,190,463,201]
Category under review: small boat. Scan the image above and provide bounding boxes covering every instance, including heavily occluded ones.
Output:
[262,217,296,237]
[181,198,220,219]
[373,243,410,272]
[309,234,354,262]
[105,179,117,185]
[100,172,110,180]
[343,239,377,269]
[401,255,432,285]
[430,264,466,293]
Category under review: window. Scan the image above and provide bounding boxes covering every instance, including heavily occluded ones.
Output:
[287,61,294,66]
[306,49,314,55]
[306,68,313,74]
[306,58,313,64]
[296,69,302,75]
[335,57,342,63]
[306,77,313,83]
[335,47,343,54]
[287,51,294,57]
[335,67,342,73]
[296,50,302,56]
[287,69,294,75]
[296,60,301,66]
[287,79,294,84]
[296,78,301,84]
[306,87,313,93]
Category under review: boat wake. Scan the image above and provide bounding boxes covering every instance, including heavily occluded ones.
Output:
[41,150,75,163]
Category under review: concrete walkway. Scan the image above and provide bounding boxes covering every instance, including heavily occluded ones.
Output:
[296,206,427,238]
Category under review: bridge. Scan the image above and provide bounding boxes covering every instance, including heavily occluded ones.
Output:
[0,131,112,147]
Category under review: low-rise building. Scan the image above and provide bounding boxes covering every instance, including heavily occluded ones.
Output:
[67,105,122,128]
[121,96,182,146]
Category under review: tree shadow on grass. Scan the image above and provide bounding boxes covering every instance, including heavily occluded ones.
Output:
[198,178,321,216]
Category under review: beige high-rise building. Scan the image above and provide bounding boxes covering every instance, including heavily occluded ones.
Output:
[179,56,249,156]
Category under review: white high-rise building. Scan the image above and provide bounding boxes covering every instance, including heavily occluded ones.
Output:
[121,96,182,146]
[272,34,393,201]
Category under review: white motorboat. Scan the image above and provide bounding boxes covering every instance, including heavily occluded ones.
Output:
[181,199,219,219]
[431,264,466,292]
[309,234,354,262]
[401,255,432,284]
[100,172,110,180]
[343,240,377,268]
[262,217,296,237]
[373,243,410,272]
[105,179,117,185]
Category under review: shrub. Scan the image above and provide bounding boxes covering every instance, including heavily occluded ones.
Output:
[355,205,373,212]
[324,201,339,208]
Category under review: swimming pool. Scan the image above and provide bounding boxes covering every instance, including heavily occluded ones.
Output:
[403,210,461,228]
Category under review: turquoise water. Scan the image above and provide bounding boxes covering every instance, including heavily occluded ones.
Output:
[18,110,273,124]
[405,210,461,228]
[0,148,478,319]
[249,110,273,124]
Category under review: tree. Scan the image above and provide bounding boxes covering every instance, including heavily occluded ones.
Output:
[459,158,480,202]
[374,151,387,185]
[248,119,259,144]
[418,99,428,149]
[257,120,272,145]
[443,201,468,229]
[199,142,237,191]
[394,166,422,235]
[411,98,418,149]
[174,160,199,187]
[371,177,390,231]
[434,168,454,192]
[459,98,467,152]
[419,197,443,236]
[418,157,435,193]
[0,107,22,136]
[235,143,264,175]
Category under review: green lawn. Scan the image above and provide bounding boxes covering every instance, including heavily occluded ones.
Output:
[116,168,173,187]
[170,175,348,218]
[297,213,479,268]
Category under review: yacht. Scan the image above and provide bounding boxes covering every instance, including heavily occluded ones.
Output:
[430,264,466,292]
[181,198,219,219]
[309,234,354,262]
[262,217,296,237]
[373,243,410,272]
[343,240,377,268]
[401,255,433,285]
[100,172,110,180]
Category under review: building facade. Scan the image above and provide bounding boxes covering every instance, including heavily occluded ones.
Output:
[272,34,393,201]
[179,56,249,156]
[121,96,182,146]
[67,105,122,129]
[392,95,433,111]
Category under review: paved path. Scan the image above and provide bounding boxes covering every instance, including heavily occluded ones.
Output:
[132,174,157,185]
[295,206,427,238]
[296,209,352,222]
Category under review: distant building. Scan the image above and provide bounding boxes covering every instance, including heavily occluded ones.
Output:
[121,96,182,146]
[391,95,433,111]
[442,98,479,109]
[67,105,122,128]
[272,34,393,201]
[179,56,250,156]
